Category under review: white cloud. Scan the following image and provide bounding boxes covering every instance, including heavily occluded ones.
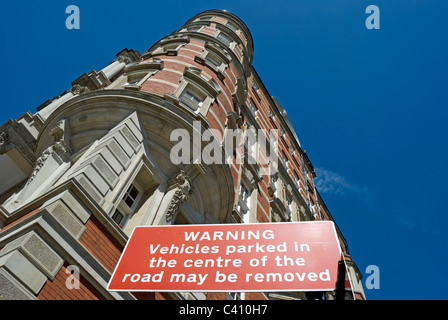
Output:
[314,167,368,198]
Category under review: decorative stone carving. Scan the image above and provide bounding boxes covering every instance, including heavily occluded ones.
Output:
[0,121,36,166]
[70,68,111,95]
[50,120,72,159]
[27,148,52,185]
[0,132,12,154]
[69,84,90,95]
[116,48,141,65]
[165,171,192,223]
[26,119,72,185]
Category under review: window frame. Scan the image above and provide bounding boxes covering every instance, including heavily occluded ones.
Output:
[237,179,252,224]
[248,99,257,117]
[108,60,163,90]
[216,32,232,47]
[179,87,206,113]
[112,182,144,228]
[194,42,231,81]
[226,22,238,33]
[171,67,220,116]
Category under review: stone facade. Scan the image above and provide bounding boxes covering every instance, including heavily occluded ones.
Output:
[0,10,365,300]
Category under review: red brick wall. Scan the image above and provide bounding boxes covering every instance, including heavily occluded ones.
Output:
[207,292,227,300]
[207,292,267,300]
[38,262,105,300]
[1,206,41,232]
[245,292,267,300]
[79,215,124,273]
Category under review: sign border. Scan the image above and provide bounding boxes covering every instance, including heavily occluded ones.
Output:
[107,221,343,293]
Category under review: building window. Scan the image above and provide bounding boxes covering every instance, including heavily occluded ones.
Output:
[280,126,285,137]
[217,32,232,47]
[248,99,257,118]
[180,88,204,112]
[148,43,175,56]
[125,76,142,86]
[206,55,222,71]
[271,174,278,197]
[281,152,288,168]
[195,48,228,81]
[113,60,164,90]
[307,178,314,195]
[123,184,140,207]
[286,193,292,213]
[199,16,213,21]
[294,171,300,188]
[171,67,220,116]
[122,72,148,90]
[237,181,251,223]
[251,80,261,100]
[309,197,316,216]
[112,183,143,228]
[145,35,189,58]
[269,109,276,126]
[226,22,238,33]
[187,26,202,33]
[111,210,124,226]
[244,127,257,164]
[226,292,242,300]
[252,81,259,93]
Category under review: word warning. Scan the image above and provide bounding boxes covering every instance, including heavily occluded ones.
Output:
[107,221,342,292]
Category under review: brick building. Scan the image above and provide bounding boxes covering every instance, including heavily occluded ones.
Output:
[0,9,365,300]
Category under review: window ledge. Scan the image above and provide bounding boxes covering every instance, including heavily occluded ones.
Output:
[123,84,142,91]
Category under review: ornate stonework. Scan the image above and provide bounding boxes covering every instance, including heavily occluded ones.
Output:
[165,171,193,223]
[0,132,12,154]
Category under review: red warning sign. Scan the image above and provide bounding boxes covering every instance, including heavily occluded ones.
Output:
[107,221,342,292]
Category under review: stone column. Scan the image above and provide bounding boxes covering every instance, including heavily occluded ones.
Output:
[101,60,126,80]
[36,92,75,121]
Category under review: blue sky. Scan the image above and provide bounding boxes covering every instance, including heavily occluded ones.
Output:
[1,1,447,300]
